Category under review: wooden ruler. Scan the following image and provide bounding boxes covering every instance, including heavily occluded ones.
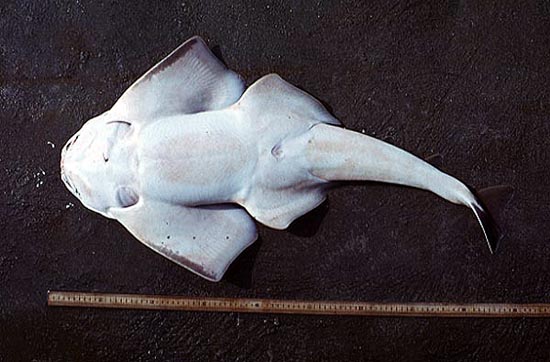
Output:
[47,291,550,318]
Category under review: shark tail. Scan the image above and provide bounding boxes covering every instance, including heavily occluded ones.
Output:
[469,185,514,252]
[305,123,512,252]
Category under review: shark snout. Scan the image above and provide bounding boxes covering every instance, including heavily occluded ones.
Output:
[60,146,74,193]
[60,132,78,179]
[60,130,88,194]
[60,136,70,181]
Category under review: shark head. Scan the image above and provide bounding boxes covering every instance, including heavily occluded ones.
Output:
[61,113,139,218]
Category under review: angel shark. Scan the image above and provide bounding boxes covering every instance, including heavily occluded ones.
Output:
[60,36,504,281]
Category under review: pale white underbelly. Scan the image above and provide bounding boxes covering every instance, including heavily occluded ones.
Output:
[136,113,255,206]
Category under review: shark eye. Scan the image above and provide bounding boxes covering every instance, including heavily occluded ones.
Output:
[103,153,109,162]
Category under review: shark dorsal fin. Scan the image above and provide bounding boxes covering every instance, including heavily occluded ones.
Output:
[110,36,244,123]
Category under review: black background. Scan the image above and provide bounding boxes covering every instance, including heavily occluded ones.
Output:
[2,1,550,360]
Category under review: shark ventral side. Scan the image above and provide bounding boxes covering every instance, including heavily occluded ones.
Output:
[61,36,505,281]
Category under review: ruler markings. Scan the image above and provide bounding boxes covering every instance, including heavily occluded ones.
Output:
[47,291,550,317]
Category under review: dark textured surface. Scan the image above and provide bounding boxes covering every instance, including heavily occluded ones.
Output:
[1,0,550,360]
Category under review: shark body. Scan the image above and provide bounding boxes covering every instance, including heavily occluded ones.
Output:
[61,36,497,281]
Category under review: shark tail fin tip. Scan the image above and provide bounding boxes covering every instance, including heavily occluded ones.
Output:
[470,184,514,253]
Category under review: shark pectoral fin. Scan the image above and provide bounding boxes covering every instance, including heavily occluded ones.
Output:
[110,36,245,122]
[109,200,258,281]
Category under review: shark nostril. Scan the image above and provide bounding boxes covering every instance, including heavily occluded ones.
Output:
[65,134,80,151]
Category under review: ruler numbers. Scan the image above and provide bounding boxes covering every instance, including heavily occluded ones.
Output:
[47,291,550,318]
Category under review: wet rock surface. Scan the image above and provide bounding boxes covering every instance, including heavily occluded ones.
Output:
[1,1,549,360]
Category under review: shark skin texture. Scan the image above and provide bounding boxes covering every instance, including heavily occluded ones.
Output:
[60,36,498,282]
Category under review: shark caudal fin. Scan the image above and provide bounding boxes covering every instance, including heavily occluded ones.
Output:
[469,185,514,253]
[305,123,514,253]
